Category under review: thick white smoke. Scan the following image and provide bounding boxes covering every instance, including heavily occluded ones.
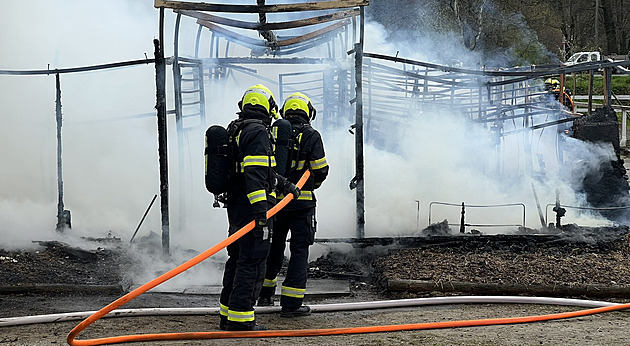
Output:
[0,1,620,290]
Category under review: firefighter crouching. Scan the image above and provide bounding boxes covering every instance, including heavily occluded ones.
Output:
[219,84,279,331]
[258,92,329,318]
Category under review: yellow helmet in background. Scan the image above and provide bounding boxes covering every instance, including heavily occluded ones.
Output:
[281,92,316,122]
[544,78,560,90]
[239,84,278,119]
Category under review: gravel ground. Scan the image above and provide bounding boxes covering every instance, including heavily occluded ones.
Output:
[3,226,630,345]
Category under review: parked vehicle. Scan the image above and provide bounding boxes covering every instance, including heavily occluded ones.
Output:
[564,51,630,74]
[563,52,602,66]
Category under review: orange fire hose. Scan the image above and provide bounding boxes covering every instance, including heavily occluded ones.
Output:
[67,168,630,345]
[68,302,630,345]
[67,170,310,346]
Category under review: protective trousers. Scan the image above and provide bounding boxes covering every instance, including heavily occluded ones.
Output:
[260,207,316,310]
[220,204,271,326]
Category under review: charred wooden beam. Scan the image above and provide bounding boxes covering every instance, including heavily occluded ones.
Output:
[55,73,69,233]
[197,20,268,47]
[154,37,170,255]
[276,19,349,47]
[273,31,343,55]
[256,0,277,48]
[155,0,369,12]
[198,19,349,49]
[178,8,359,30]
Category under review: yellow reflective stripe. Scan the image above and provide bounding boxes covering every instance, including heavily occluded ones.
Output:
[263,277,278,287]
[227,309,255,322]
[219,303,229,317]
[296,160,306,170]
[281,285,305,299]
[269,191,277,199]
[277,190,313,200]
[243,155,271,167]
[270,156,276,167]
[247,189,267,204]
[297,190,313,201]
[204,137,208,175]
[310,157,328,170]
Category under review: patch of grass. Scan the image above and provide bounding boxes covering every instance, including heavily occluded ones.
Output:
[564,74,630,98]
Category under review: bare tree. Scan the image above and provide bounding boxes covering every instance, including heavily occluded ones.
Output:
[600,0,619,53]
[450,0,489,50]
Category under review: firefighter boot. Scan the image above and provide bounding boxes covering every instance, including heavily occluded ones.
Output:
[280,305,311,318]
[226,320,268,331]
[219,315,227,330]
[257,296,274,307]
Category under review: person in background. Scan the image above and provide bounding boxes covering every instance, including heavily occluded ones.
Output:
[257,92,329,318]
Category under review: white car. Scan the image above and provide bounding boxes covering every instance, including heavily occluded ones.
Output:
[564,52,601,66]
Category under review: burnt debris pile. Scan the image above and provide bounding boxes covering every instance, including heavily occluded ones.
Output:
[573,106,630,223]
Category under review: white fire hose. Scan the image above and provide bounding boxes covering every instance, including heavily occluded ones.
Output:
[0,295,623,327]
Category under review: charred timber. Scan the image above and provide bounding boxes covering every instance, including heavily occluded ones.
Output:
[277,19,349,46]
[198,20,266,47]
[387,279,630,299]
[573,106,630,223]
[177,8,359,30]
[256,0,277,48]
[197,19,349,48]
[155,0,369,12]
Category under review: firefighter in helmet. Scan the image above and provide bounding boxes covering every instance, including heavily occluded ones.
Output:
[218,84,278,331]
[257,92,329,318]
[544,77,575,112]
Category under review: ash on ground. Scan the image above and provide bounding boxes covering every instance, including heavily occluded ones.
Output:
[374,222,630,289]
[3,223,630,294]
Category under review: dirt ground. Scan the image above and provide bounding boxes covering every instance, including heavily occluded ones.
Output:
[2,291,630,346]
[3,228,630,346]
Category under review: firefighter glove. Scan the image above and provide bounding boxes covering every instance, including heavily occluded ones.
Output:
[276,176,300,199]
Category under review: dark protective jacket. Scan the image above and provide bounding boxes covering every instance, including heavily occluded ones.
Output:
[220,106,275,326]
[280,116,329,210]
[226,108,276,217]
[259,114,328,310]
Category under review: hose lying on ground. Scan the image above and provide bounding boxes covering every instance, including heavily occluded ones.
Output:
[55,166,630,345]
[68,297,630,345]
[0,296,622,327]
